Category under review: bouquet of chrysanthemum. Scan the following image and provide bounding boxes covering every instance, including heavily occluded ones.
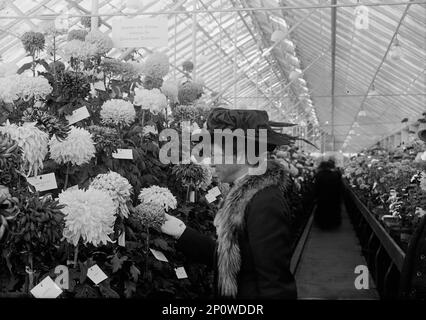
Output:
[161,80,179,103]
[0,121,49,176]
[138,185,177,212]
[133,88,167,114]
[143,52,169,78]
[59,188,116,247]
[89,171,133,218]
[100,99,136,127]
[49,126,95,166]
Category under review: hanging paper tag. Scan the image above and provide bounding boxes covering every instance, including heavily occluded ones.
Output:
[27,173,58,192]
[208,187,221,198]
[150,249,169,262]
[118,231,126,247]
[93,81,106,91]
[65,106,90,125]
[205,193,217,203]
[373,182,377,190]
[31,276,63,299]
[87,265,108,285]
[175,267,188,279]
[112,149,133,160]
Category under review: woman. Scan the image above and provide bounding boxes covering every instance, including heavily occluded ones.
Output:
[313,158,343,229]
[160,107,302,299]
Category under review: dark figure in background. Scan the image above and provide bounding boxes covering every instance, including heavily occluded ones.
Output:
[313,159,343,230]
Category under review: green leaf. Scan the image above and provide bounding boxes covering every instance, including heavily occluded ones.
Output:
[129,264,140,282]
[16,62,33,74]
[111,253,128,273]
[152,238,171,252]
[124,281,136,298]
[99,281,120,298]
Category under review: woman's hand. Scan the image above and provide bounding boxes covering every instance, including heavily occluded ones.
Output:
[161,213,186,240]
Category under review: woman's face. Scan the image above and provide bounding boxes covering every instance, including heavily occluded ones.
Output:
[209,143,245,183]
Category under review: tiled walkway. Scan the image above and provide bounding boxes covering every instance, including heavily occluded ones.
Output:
[295,205,379,300]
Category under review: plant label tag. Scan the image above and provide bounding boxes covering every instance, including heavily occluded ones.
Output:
[27,173,57,192]
[373,182,377,190]
[94,81,106,91]
[31,276,63,298]
[208,187,221,198]
[65,106,90,125]
[87,265,108,285]
[175,267,188,279]
[112,149,133,160]
[118,231,126,247]
[205,193,217,203]
[150,249,168,262]
[189,191,195,203]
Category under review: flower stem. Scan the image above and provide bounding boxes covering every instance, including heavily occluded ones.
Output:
[145,227,149,280]
[64,163,70,190]
[73,244,79,267]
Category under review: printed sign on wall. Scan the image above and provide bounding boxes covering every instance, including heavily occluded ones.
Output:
[112,17,168,48]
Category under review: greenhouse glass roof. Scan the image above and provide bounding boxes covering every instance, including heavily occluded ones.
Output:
[0,0,425,152]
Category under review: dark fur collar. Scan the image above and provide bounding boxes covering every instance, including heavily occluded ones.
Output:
[213,160,291,297]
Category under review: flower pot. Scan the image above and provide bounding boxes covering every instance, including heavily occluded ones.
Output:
[417,122,426,142]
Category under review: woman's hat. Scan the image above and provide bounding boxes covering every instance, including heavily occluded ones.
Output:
[206,107,316,148]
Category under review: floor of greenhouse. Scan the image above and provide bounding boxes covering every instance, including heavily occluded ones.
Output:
[295,205,380,300]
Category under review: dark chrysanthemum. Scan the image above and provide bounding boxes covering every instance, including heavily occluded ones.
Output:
[59,71,91,99]
[86,125,121,156]
[143,75,163,90]
[172,105,197,122]
[178,81,204,105]
[133,203,166,230]
[67,29,88,42]
[0,185,20,241]
[172,163,211,189]
[182,60,194,73]
[0,132,22,186]
[23,109,70,141]
[49,61,66,73]
[80,16,102,29]
[21,31,45,55]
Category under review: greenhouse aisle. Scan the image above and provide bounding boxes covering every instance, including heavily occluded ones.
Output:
[295,205,379,300]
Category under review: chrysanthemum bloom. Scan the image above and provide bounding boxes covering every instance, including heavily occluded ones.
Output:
[161,80,179,103]
[178,81,204,105]
[49,126,95,166]
[0,62,17,77]
[21,31,45,55]
[0,75,53,102]
[101,58,143,81]
[67,29,88,42]
[134,203,166,230]
[142,125,158,137]
[133,88,167,114]
[23,109,70,141]
[80,16,102,29]
[59,188,116,247]
[172,163,212,190]
[0,122,48,176]
[138,185,177,212]
[100,99,136,127]
[143,52,169,78]
[62,39,98,60]
[85,30,113,55]
[89,171,133,218]
[182,60,194,73]
[87,125,121,155]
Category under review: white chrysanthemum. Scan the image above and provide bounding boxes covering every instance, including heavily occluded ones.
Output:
[62,39,98,60]
[85,30,113,55]
[0,75,52,102]
[138,185,177,212]
[100,99,136,127]
[133,88,167,114]
[59,188,116,246]
[49,126,95,166]
[161,80,179,103]
[89,171,133,218]
[143,52,169,78]
[0,122,48,176]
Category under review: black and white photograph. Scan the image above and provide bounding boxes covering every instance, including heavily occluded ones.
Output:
[0,0,425,316]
